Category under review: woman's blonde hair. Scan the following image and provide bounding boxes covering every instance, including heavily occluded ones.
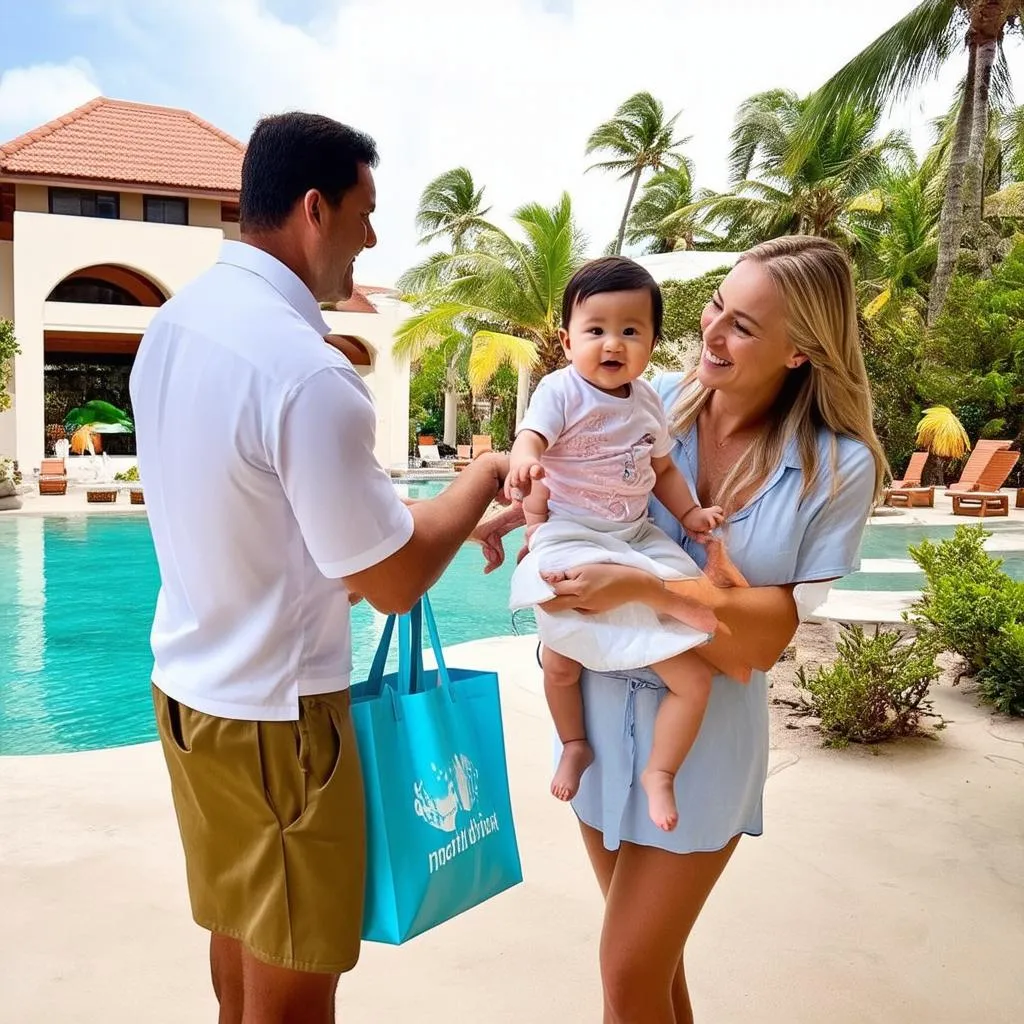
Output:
[670,235,888,512]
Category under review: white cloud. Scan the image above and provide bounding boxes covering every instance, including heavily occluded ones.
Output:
[13,2,1024,284]
[0,59,102,137]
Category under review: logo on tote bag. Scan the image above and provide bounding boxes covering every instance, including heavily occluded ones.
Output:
[414,754,502,873]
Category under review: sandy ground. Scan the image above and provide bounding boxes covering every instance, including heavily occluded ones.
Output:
[1,632,1023,1024]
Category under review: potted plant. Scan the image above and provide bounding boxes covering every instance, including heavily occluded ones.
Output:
[0,457,23,511]
[114,463,144,505]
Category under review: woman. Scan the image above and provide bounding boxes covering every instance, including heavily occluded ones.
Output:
[477,235,887,1023]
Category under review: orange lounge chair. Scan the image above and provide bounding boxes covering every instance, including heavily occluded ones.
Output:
[38,458,68,495]
[891,451,929,488]
[945,440,1012,494]
[472,434,493,458]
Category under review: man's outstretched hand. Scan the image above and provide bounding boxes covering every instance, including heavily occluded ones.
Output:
[470,504,526,573]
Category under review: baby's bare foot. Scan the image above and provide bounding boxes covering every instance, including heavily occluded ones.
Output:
[551,739,594,801]
[540,569,569,586]
[640,768,679,832]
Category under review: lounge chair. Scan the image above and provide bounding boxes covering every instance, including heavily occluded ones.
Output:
[450,444,473,474]
[950,450,1019,518]
[946,446,1011,497]
[417,443,443,466]
[891,451,929,488]
[945,439,1012,494]
[472,434,493,459]
[38,458,68,495]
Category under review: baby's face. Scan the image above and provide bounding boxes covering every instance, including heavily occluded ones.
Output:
[558,289,656,396]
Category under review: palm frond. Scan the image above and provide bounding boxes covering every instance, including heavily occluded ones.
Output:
[468,332,539,393]
[796,0,963,168]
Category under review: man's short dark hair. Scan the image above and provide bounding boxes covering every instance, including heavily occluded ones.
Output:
[561,256,663,340]
[239,112,379,232]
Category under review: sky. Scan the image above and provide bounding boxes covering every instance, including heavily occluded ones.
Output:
[1,0,1023,286]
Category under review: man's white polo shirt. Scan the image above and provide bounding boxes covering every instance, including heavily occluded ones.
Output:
[129,240,414,720]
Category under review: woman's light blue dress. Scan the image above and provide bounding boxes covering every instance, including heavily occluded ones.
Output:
[572,373,877,853]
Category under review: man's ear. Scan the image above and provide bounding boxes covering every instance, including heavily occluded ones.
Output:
[303,189,322,226]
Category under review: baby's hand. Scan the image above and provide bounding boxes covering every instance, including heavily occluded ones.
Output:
[505,458,545,502]
[681,504,724,536]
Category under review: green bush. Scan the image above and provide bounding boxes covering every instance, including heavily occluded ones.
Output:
[660,269,731,344]
[795,625,942,747]
[978,623,1024,716]
[0,319,19,413]
[114,464,140,482]
[908,526,1024,678]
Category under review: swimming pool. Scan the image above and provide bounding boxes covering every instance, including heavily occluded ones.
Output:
[1,505,1022,754]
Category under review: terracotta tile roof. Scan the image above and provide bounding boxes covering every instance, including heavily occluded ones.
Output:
[0,97,243,194]
[329,286,393,314]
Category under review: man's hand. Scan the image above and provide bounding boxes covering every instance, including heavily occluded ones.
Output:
[469,504,526,573]
[475,451,512,504]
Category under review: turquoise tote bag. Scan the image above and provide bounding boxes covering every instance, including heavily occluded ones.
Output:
[350,594,523,944]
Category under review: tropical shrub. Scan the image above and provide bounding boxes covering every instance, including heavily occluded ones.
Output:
[795,625,942,747]
[909,526,1024,713]
[0,318,19,413]
[979,623,1024,717]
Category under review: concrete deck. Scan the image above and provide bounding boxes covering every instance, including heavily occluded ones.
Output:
[1,635,1022,1023]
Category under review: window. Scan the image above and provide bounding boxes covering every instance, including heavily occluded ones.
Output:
[144,196,188,225]
[221,201,240,223]
[48,277,141,305]
[49,188,119,219]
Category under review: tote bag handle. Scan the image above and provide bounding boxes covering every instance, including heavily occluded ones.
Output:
[367,594,452,694]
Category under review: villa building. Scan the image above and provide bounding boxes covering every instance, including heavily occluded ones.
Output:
[0,97,410,476]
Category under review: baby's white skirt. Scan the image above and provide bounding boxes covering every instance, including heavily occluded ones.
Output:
[508,515,711,672]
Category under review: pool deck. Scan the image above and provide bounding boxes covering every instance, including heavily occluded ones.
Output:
[1,634,1022,1023]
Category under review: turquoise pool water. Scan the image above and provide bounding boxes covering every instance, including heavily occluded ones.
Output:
[1,507,1022,755]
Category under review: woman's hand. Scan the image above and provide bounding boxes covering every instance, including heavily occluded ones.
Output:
[543,564,658,614]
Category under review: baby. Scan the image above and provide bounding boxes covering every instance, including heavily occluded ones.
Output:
[508,257,743,832]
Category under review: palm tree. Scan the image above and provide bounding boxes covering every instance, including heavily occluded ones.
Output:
[403,168,493,444]
[585,91,689,255]
[855,165,941,317]
[413,167,492,250]
[625,159,723,252]
[396,193,586,426]
[688,90,911,248]
[800,0,1023,324]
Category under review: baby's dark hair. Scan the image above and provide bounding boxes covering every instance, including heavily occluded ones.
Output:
[561,256,663,340]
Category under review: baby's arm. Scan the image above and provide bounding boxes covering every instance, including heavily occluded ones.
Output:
[651,456,724,537]
[508,429,550,530]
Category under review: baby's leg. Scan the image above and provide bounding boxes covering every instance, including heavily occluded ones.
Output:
[542,645,595,802]
[640,651,714,832]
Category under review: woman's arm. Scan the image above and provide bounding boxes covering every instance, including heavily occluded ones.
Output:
[543,562,798,675]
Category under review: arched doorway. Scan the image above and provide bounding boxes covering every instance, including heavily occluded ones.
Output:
[46,264,168,306]
[42,265,167,457]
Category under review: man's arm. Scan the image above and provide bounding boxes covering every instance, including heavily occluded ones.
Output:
[276,366,508,617]
[344,453,507,614]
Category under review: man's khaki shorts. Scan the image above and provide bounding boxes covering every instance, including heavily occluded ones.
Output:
[152,684,365,974]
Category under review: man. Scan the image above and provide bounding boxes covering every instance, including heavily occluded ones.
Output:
[130,112,509,1024]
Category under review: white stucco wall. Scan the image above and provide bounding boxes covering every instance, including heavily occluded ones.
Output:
[324,294,412,473]
[5,211,408,473]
